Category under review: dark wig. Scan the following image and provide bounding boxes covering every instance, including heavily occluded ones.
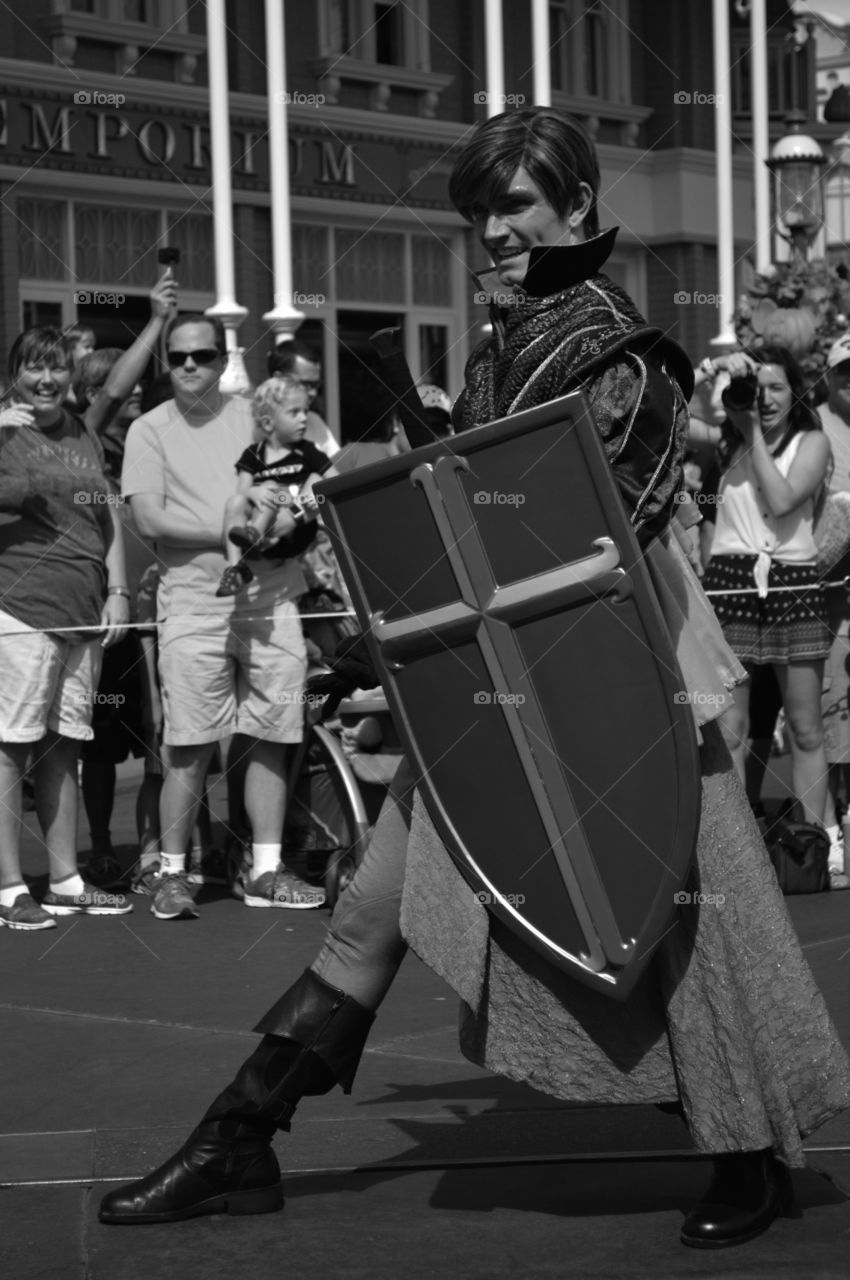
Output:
[8,328,71,382]
[448,107,600,238]
[718,344,821,468]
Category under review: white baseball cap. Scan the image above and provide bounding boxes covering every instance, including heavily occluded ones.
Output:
[827,334,850,370]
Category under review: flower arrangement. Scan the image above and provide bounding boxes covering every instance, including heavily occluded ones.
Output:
[734,257,850,380]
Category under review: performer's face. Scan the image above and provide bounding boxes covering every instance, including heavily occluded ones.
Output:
[474,166,592,285]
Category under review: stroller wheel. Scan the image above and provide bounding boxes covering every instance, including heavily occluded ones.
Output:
[324,849,358,909]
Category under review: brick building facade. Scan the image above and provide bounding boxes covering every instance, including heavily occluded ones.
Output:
[0,1,810,434]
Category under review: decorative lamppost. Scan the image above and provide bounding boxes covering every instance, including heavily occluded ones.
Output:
[767,111,826,265]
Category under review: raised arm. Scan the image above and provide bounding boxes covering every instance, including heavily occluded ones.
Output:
[85,273,177,434]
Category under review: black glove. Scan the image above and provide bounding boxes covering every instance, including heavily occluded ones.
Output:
[305,670,354,719]
[304,634,379,720]
[332,631,378,690]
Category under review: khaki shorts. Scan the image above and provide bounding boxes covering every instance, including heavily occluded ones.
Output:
[0,609,103,742]
[157,569,307,747]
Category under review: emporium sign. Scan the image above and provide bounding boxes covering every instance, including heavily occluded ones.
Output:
[0,89,456,207]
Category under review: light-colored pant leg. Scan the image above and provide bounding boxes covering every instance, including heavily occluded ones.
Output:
[310,757,416,1011]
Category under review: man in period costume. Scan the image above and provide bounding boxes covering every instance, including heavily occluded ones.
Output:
[100,108,850,1250]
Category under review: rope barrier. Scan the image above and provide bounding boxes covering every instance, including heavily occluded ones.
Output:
[703,579,849,597]
[0,611,359,638]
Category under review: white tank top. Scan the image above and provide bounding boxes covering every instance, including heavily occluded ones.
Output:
[711,431,817,565]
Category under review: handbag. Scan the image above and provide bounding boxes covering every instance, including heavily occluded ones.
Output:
[764,819,830,895]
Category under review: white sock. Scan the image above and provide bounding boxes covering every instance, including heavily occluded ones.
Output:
[251,843,282,878]
[50,873,86,896]
[160,852,186,876]
[826,823,841,843]
[0,882,26,908]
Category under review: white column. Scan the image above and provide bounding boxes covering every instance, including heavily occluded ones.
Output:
[750,0,772,272]
[711,0,738,350]
[484,0,504,117]
[262,0,305,343]
[531,0,551,107]
[204,0,249,390]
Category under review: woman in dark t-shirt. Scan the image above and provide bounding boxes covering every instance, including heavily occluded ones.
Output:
[0,328,133,931]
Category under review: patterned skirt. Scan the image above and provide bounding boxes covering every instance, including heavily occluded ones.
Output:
[702,553,829,664]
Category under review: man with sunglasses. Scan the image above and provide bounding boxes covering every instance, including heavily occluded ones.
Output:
[121,315,324,920]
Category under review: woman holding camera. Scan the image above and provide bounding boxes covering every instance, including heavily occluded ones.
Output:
[701,346,831,831]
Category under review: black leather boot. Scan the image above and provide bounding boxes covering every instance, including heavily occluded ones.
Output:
[99,970,375,1224]
[680,1149,794,1248]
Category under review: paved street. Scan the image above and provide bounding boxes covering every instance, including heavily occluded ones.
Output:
[3,755,850,1279]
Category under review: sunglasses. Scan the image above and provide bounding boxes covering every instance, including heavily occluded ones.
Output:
[166,348,221,369]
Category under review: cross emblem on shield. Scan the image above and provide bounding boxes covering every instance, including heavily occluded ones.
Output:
[318,391,700,999]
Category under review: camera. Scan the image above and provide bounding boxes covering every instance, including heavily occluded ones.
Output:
[157,247,181,267]
[721,373,758,413]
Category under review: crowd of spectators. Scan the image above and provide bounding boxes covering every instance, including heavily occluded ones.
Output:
[0,271,451,930]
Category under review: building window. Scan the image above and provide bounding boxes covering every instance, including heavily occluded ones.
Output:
[411,236,452,307]
[17,200,67,282]
[321,0,428,69]
[167,213,215,293]
[64,0,188,27]
[16,196,213,335]
[550,0,630,103]
[76,205,160,286]
[313,0,452,115]
[289,220,462,434]
[335,230,406,303]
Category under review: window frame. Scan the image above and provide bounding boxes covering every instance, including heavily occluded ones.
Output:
[318,0,431,71]
[549,0,631,105]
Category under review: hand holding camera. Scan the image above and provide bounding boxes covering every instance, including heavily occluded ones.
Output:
[154,248,180,318]
[717,353,761,433]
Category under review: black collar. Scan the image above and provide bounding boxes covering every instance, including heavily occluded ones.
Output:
[474,228,619,301]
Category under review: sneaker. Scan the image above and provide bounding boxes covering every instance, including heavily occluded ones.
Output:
[215,562,254,597]
[130,861,161,896]
[228,524,262,551]
[185,846,229,886]
[829,866,850,891]
[150,872,199,920]
[41,883,133,916]
[242,865,326,910]
[0,892,57,931]
[85,851,125,888]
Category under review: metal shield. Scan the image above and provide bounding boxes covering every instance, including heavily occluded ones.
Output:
[316,390,701,1000]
